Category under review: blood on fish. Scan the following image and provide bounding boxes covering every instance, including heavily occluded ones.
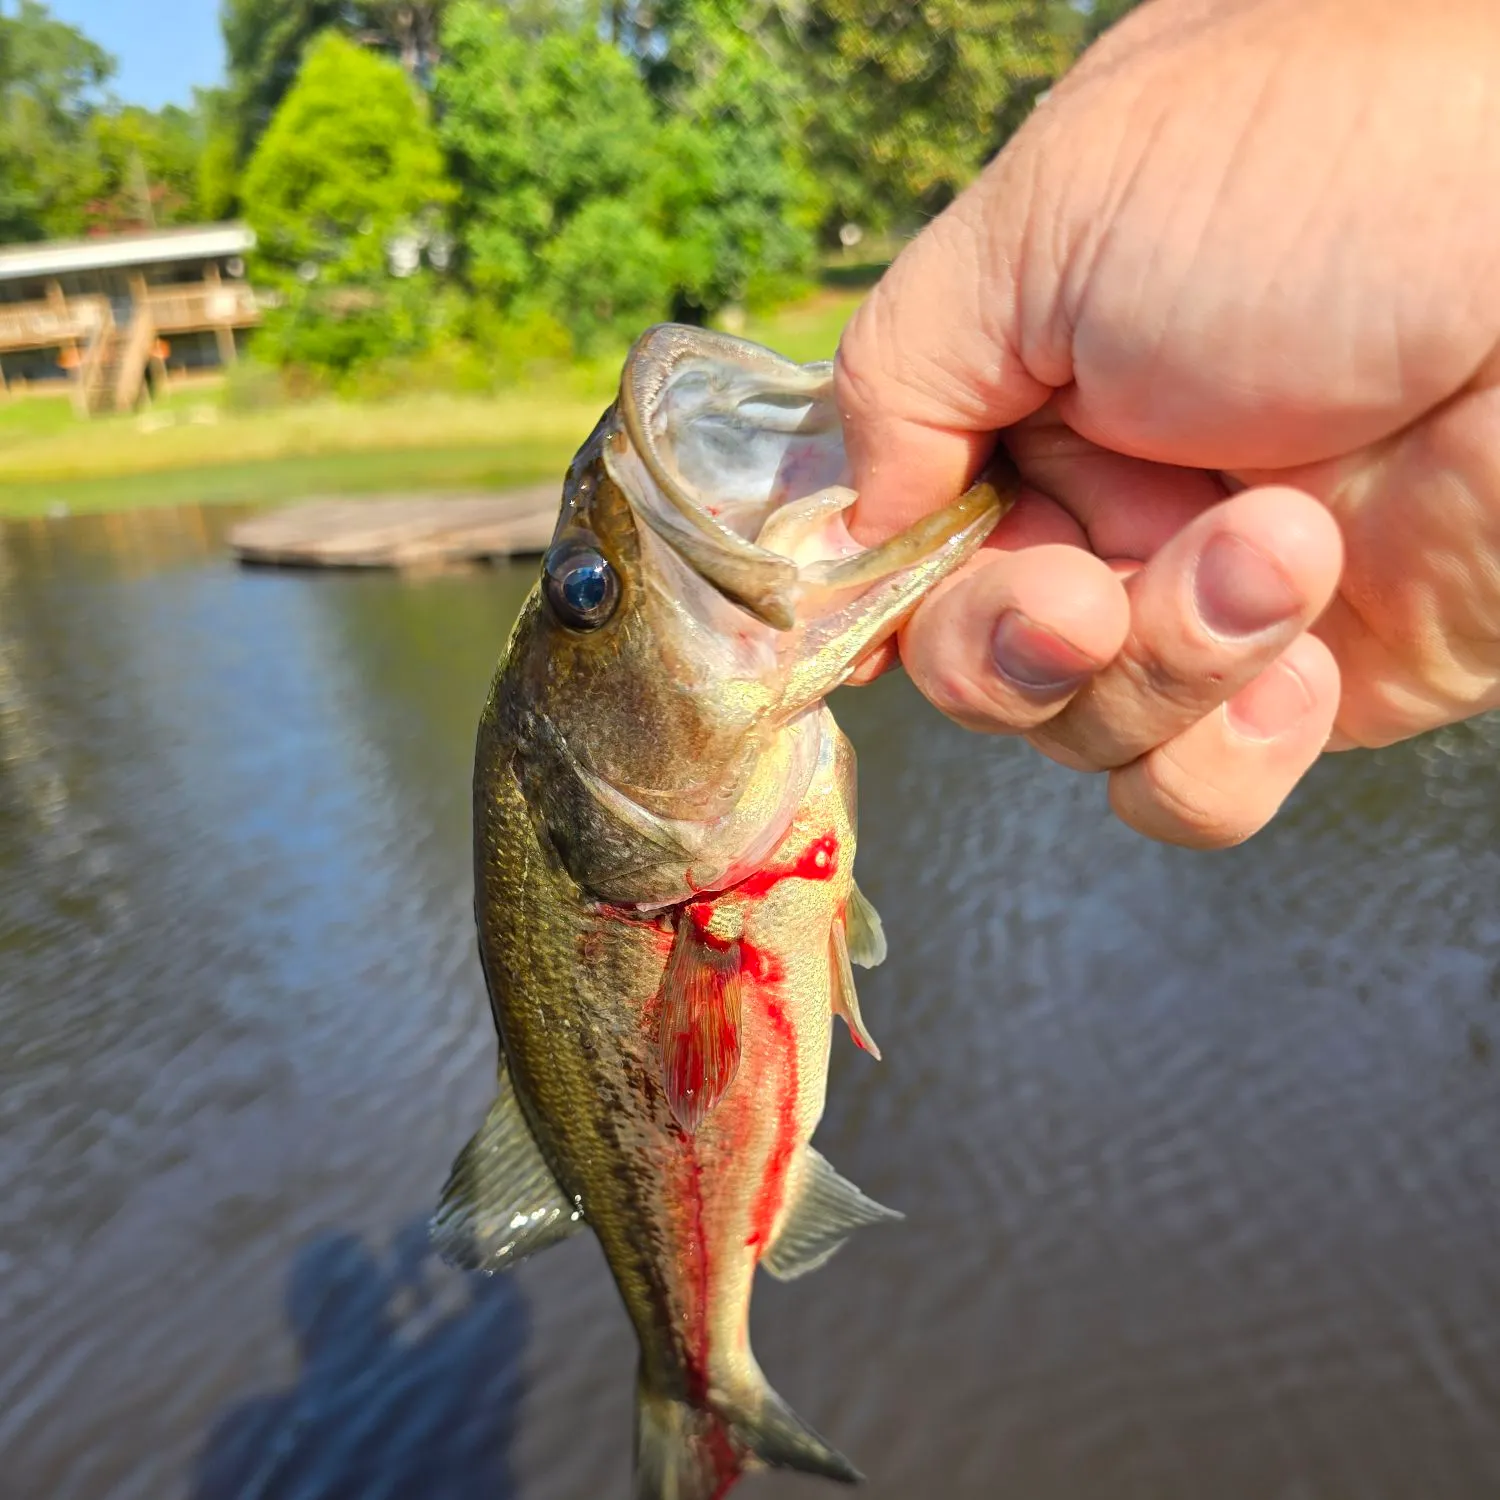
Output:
[746,995,799,1257]
[687,832,840,903]
[734,833,839,899]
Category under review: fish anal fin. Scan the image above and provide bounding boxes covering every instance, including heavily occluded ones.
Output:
[659,912,744,1134]
[430,1059,583,1273]
[762,1147,902,1282]
[830,920,881,1060]
[845,881,887,968]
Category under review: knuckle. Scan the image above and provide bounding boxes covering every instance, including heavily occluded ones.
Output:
[832,303,883,420]
[1114,635,1222,716]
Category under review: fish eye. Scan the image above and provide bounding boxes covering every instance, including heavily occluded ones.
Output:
[542,539,619,630]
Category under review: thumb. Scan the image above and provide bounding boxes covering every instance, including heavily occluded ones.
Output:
[834,169,1057,545]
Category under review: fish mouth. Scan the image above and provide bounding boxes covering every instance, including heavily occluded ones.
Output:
[606,321,1013,661]
[608,324,840,630]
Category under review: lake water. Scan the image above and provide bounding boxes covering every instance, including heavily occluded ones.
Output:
[3,504,1499,1500]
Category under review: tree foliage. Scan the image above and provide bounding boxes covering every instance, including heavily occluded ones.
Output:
[788,0,1073,229]
[435,1,670,346]
[222,0,348,166]
[645,3,818,315]
[82,105,205,231]
[242,31,452,285]
[436,0,816,344]
[0,0,112,240]
[221,0,452,176]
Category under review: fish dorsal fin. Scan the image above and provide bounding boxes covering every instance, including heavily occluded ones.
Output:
[761,1147,902,1282]
[830,920,881,1060]
[430,1062,583,1273]
[659,909,745,1134]
[845,881,887,968]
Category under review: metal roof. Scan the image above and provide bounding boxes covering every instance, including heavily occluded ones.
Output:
[0,223,256,282]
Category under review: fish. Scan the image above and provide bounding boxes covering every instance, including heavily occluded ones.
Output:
[431,323,1016,1499]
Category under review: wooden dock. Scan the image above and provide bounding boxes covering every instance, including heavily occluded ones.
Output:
[229,486,558,570]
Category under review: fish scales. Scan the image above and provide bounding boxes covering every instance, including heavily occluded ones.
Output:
[436,324,1016,1499]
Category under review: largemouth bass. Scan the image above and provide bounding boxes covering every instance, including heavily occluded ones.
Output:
[432,325,1015,1498]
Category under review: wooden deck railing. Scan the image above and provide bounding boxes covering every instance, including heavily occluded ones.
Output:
[0,282,258,355]
[0,295,109,352]
[145,282,260,333]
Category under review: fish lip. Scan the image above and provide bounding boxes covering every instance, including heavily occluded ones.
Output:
[611,323,834,630]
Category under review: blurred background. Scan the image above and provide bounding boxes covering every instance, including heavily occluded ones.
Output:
[6,5,1500,1500]
[0,0,1137,515]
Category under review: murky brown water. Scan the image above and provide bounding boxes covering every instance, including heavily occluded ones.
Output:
[3,504,1500,1500]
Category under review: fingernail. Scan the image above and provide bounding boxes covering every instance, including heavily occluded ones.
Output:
[991,610,1098,696]
[1194,533,1301,638]
[1226,660,1316,740]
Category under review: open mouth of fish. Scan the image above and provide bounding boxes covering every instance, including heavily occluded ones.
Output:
[606,323,1010,634]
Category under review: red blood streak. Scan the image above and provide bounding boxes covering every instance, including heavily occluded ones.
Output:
[677,1109,744,1498]
[746,996,799,1257]
[733,833,839,899]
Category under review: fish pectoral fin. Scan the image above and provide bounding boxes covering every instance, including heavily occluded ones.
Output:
[430,1061,583,1273]
[658,912,745,1134]
[845,880,887,968]
[761,1147,902,1282]
[829,920,881,1061]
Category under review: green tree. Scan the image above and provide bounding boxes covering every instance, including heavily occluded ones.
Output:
[353,1,450,81]
[436,0,670,347]
[646,4,818,317]
[194,85,242,220]
[81,104,204,231]
[220,0,452,172]
[790,0,1073,232]
[242,30,453,286]
[221,0,348,166]
[0,0,113,240]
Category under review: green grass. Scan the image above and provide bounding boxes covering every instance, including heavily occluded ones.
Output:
[736,289,865,365]
[0,444,579,516]
[0,287,869,519]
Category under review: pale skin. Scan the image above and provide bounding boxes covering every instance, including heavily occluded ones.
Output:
[835,0,1500,847]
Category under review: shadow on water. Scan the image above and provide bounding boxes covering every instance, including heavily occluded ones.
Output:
[191,1221,528,1500]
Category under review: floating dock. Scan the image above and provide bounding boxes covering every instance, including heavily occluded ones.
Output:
[228,487,558,570]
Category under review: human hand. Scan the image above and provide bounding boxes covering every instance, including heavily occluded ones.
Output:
[836,0,1500,846]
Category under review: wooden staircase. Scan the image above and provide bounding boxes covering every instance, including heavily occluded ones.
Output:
[77,307,155,416]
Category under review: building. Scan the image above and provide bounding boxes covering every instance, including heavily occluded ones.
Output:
[0,223,262,415]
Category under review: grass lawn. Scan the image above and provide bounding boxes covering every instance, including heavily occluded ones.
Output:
[0,287,868,519]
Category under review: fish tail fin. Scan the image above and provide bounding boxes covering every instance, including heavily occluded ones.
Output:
[634,1367,860,1500]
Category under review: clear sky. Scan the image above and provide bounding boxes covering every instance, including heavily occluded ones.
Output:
[46,0,226,109]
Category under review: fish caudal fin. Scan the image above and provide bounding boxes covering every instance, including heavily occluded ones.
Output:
[634,1370,859,1500]
[430,1056,584,1272]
